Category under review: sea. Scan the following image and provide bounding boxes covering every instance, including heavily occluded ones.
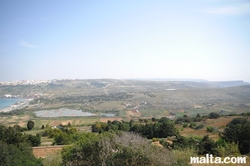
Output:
[0,98,24,110]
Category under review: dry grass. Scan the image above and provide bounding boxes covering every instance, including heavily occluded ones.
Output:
[180,127,220,140]
[33,146,63,158]
[205,116,240,127]
[179,116,244,141]
[125,110,141,118]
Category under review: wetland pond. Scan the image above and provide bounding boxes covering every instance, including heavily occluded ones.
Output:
[35,108,94,117]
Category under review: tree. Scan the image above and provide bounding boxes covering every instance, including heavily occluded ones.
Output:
[222,118,250,154]
[152,117,157,122]
[27,120,35,130]
[208,112,220,119]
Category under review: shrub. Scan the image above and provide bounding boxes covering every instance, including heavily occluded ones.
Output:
[215,142,240,157]
[195,124,204,130]
[61,132,187,166]
[206,126,215,132]
[152,137,159,142]
[182,123,188,128]
[189,122,196,129]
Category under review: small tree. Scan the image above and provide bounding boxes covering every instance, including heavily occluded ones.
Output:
[208,112,220,119]
[27,120,35,130]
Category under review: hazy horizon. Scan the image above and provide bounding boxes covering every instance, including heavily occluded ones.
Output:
[1,77,249,83]
[1,0,250,82]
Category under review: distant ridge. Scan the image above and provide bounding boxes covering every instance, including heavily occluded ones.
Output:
[129,78,207,82]
[127,78,249,87]
[207,80,249,87]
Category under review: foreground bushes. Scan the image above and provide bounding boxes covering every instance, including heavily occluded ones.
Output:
[0,125,42,166]
[61,131,188,166]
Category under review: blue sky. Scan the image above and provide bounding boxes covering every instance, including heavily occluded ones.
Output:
[1,0,250,82]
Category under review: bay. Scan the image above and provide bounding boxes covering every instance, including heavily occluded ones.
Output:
[0,98,24,110]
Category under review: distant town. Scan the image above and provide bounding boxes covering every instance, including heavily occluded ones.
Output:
[0,79,78,86]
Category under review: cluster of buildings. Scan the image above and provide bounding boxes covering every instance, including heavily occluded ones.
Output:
[0,79,56,85]
[0,79,79,86]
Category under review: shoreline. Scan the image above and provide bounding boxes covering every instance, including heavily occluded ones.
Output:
[0,99,32,113]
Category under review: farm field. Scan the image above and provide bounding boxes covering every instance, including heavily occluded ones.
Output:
[178,116,244,141]
[33,146,64,158]
[0,115,100,129]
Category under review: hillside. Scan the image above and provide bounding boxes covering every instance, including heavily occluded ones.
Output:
[1,79,250,117]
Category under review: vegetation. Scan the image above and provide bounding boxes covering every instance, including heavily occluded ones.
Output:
[27,120,35,130]
[222,117,250,154]
[0,114,249,165]
[208,112,220,119]
[1,79,250,165]
[41,125,79,145]
[92,117,178,139]
[0,125,42,165]
[61,131,186,166]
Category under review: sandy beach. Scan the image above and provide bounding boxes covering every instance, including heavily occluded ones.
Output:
[0,99,32,113]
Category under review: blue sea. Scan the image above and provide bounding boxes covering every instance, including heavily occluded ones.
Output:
[0,98,24,110]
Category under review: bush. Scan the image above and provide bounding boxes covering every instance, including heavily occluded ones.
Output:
[195,124,204,130]
[0,141,43,166]
[198,135,216,155]
[206,126,215,132]
[61,132,187,166]
[53,132,71,145]
[159,138,171,148]
[27,133,41,147]
[0,125,42,165]
[152,137,159,142]
[182,123,188,128]
[215,141,240,157]
[172,148,197,166]
[189,122,196,129]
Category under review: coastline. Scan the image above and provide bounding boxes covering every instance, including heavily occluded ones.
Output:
[0,99,32,113]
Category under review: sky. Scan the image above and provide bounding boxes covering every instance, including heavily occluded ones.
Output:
[0,0,250,82]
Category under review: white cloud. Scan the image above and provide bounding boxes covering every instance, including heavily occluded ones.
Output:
[204,3,250,15]
[20,40,38,48]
